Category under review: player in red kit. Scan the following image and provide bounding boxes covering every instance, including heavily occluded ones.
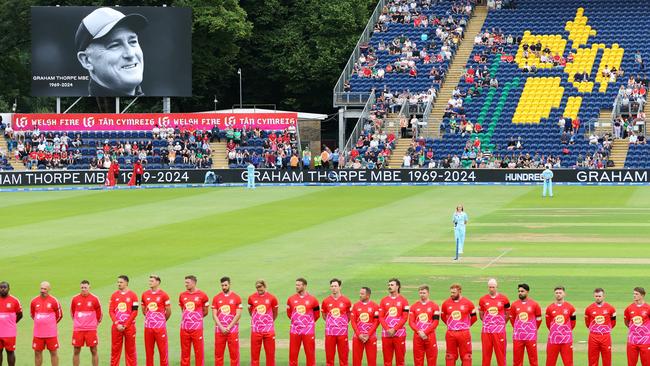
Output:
[379,278,409,366]
[212,276,243,366]
[441,283,476,366]
[624,287,650,366]
[141,275,171,366]
[31,281,63,366]
[322,278,352,366]
[509,283,542,366]
[109,275,139,366]
[478,278,510,366]
[584,288,616,366]
[71,280,102,366]
[287,277,320,366]
[351,287,379,366]
[247,280,278,366]
[408,285,439,366]
[545,286,576,366]
[0,281,23,366]
[179,275,210,366]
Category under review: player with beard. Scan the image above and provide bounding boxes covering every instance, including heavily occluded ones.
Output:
[509,284,542,366]
[545,286,576,366]
[584,288,616,366]
[441,283,476,366]
[0,282,23,366]
[379,278,409,366]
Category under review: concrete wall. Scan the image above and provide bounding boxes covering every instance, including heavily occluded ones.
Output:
[299,119,321,153]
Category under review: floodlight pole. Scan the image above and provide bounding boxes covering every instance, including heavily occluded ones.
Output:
[115,97,120,113]
[56,98,61,113]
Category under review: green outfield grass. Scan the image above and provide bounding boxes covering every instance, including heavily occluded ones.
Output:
[2,185,650,366]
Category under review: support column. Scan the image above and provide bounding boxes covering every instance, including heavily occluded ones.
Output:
[338,107,345,150]
[163,97,171,113]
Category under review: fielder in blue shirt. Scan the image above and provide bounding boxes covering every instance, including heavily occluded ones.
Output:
[452,204,468,260]
[247,163,256,189]
[542,165,554,197]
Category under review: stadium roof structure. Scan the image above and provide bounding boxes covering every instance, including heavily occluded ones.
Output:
[199,108,327,121]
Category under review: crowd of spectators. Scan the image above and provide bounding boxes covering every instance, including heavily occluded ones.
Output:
[223,126,302,169]
[397,143,564,169]
[345,89,398,169]
[578,132,614,169]
[352,0,475,90]
[151,125,213,168]
[3,125,81,170]
[486,0,516,10]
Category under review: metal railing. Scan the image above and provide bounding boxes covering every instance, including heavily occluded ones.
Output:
[397,99,409,138]
[341,93,377,162]
[584,117,599,136]
[613,95,647,136]
[332,0,386,108]
[421,95,435,137]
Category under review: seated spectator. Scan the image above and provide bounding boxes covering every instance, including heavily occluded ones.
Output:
[629,133,638,145]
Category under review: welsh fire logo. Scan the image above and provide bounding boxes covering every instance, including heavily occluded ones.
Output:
[512,8,623,124]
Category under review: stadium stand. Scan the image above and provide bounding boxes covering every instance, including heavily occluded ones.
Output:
[224,127,299,169]
[426,0,649,168]
[340,0,648,169]
[0,127,215,171]
[348,0,475,98]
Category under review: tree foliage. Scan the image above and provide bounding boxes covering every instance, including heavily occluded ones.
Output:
[0,0,373,114]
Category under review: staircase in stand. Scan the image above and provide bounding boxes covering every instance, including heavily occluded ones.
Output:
[594,109,613,135]
[209,141,229,169]
[422,4,489,138]
[607,139,629,169]
[386,138,412,168]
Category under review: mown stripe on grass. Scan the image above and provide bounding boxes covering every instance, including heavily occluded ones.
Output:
[2,186,425,297]
[0,188,231,228]
[0,190,99,209]
[0,187,323,257]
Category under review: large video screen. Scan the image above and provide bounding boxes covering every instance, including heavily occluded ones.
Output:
[31,6,192,97]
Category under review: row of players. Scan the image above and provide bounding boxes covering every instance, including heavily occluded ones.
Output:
[0,276,648,366]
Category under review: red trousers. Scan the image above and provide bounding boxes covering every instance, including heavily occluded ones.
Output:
[627,343,650,366]
[111,325,137,366]
[381,336,406,366]
[352,336,377,366]
[412,334,437,366]
[546,343,573,366]
[445,330,472,366]
[180,329,204,366]
[588,333,611,366]
[145,328,168,366]
[215,332,239,366]
[289,333,315,366]
[513,340,538,366]
[250,332,275,366]
[481,332,506,366]
[326,334,349,366]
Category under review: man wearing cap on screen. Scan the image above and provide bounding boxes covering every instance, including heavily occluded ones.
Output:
[75,7,148,96]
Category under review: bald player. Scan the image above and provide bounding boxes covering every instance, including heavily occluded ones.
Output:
[479,279,510,366]
[31,281,63,366]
